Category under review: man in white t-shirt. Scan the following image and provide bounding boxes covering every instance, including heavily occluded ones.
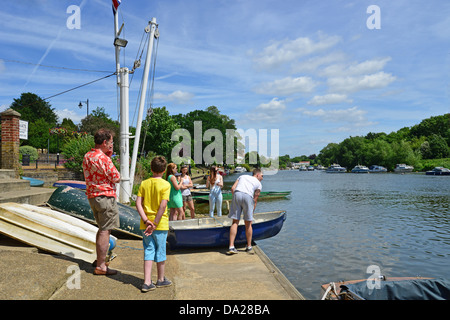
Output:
[227,168,263,255]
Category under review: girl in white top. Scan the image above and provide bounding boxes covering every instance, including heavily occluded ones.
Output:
[180,165,195,218]
[206,166,223,217]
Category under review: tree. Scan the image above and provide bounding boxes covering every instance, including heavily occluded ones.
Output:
[78,107,119,153]
[141,107,180,160]
[11,92,58,125]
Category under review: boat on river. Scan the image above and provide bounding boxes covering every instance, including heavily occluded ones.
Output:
[351,165,369,173]
[368,165,387,173]
[321,277,450,300]
[0,202,117,263]
[234,166,247,173]
[326,164,346,173]
[192,191,291,203]
[426,167,450,176]
[394,164,414,173]
[47,186,287,248]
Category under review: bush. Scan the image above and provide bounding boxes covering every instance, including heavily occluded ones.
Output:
[61,135,94,173]
[19,146,38,161]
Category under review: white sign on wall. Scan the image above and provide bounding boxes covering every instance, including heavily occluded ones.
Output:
[19,120,28,140]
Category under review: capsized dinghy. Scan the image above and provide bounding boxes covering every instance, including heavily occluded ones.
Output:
[47,186,141,237]
[321,277,450,300]
[0,202,116,263]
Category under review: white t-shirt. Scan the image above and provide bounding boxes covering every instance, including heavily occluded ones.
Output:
[235,175,262,198]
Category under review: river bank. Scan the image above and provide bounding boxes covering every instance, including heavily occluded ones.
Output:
[0,234,304,301]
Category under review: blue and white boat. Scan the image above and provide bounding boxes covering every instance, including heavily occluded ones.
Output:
[394,164,414,173]
[326,164,346,173]
[426,167,450,176]
[351,165,369,173]
[369,165,387,173]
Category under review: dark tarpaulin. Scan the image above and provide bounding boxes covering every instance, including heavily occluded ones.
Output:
[341,278,450,300]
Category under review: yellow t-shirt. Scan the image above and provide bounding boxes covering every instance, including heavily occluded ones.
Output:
[137,177,171,231]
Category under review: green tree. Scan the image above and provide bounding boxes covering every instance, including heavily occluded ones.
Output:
[61,135,95,173]
[141,107,180,160]
[78,107,119,153]
[427,134,450,159]
[11,92,58,125]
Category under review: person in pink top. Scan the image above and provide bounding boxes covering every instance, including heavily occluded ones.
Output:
[82,129,121,276]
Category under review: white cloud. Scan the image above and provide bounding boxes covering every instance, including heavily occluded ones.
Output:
[255,76,318,96]
[320,57,392,78]
[327,71,396,93]
[254,34,341,70]
[55,108,84,124]
[243,98,287,124]
[307,94,353,106]
[298,106,375,128]
[154,90,194,105]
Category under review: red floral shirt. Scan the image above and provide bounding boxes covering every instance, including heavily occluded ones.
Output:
[82,148,120,199]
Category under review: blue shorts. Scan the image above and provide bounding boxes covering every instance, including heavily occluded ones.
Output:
[142,230,168,262]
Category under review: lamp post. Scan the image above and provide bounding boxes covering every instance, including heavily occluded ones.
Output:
[78,99,89,117]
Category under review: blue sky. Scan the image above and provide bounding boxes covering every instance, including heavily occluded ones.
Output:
[1,0,449,157]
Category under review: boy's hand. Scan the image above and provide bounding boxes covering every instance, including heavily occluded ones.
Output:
[144,224,155,236]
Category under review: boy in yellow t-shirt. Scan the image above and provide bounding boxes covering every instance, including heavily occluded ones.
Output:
[136,156,171,292]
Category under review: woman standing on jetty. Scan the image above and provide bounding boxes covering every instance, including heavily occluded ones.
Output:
[180,165,195,219]
[206,166,223,217]
[166,163,184,220]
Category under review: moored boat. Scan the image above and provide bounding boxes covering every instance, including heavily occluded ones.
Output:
[368,165,387,173]
[351,165,369,173]
[326,164,346,173]
[192,191,291,203]
[234,166,247,173]
[426,167,450,176]
[0,202,117,263]
[168,210,286,249]
[321,277,450,300]
[394,164,414,173]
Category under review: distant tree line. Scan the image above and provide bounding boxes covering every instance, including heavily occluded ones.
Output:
[316,114,449,171]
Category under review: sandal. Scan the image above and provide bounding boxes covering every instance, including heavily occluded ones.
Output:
[93,267,118,276]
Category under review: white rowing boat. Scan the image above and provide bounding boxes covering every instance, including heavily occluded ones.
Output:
[0,203,116,263]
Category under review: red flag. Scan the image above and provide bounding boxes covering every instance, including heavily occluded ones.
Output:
[112,0,121,14]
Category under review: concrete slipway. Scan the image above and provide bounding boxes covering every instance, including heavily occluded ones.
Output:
[0,235,304,301]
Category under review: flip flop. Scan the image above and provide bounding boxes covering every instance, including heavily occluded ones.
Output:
[93,267,118,276]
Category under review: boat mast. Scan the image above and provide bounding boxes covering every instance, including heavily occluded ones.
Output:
[129,18,158,196]
[114,5,158,203]
[113,4,131,203]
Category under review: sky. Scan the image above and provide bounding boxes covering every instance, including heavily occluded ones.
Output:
[1,0,449,158]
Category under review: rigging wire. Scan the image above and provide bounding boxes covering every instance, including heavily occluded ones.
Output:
[0,58,113,74]
[43,73,116,101]
[140,35,159,156]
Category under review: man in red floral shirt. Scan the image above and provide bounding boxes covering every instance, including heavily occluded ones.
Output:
[83,129,120,275]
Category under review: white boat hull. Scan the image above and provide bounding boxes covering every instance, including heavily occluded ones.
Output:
[0,203,115,263]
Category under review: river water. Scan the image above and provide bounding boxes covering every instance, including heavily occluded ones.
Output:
[221,170,450,300]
